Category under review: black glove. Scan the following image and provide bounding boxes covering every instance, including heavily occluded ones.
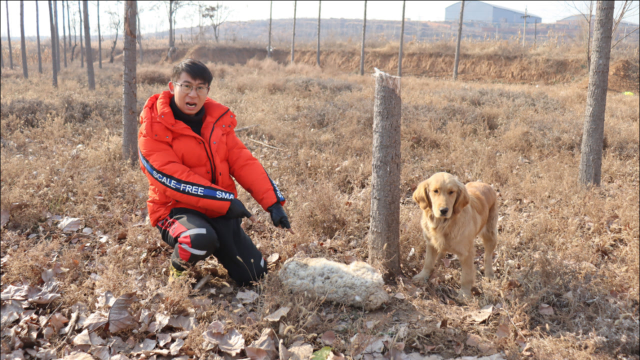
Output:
[267,203,291,229]
[224,199,252,219]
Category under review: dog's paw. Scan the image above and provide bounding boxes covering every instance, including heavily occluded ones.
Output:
[412,272,429,284]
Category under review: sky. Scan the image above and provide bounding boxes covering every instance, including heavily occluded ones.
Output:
[1,1,638,39]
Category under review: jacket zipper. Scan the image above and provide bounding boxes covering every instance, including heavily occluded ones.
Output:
[207,109,230,184]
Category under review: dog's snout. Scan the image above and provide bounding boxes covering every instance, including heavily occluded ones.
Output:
[439,207,449,215]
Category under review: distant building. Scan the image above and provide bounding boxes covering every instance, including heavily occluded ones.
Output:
[445,1,542,24]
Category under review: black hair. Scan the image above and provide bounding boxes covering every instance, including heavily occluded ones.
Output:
[171,58,213,86]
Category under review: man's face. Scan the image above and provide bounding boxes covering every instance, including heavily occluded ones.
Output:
[168,72,209,115]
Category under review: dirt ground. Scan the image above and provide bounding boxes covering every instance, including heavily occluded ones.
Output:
[1,42,639,360]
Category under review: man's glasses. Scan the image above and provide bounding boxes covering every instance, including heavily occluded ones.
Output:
[175,82,209,96]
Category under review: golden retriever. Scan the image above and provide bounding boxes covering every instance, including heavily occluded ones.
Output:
[411,172,498,297]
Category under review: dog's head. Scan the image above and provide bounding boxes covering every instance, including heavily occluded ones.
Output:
[412,172,469,219]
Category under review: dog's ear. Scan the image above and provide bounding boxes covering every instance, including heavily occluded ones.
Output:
[452,179,469,215]
[412,181,432,211]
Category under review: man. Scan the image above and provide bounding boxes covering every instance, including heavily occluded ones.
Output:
[138,59,292,285]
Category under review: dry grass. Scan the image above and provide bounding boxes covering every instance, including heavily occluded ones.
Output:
[1,43,638,359]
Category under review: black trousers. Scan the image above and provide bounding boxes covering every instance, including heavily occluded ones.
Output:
[156,208,267,286]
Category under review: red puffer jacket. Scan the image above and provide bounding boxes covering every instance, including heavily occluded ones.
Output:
[138,91,285,226]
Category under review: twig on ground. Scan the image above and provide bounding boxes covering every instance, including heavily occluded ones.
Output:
[246,137,284,151]
[235,124,259,132]
[193,274,212,292]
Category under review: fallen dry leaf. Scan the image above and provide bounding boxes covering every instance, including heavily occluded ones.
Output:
[28,281,61,304]
[466,333,482,347]
[279,339,291,360]
[246,328,278,360]
[267,253,280,263]
[72,329,93,346]
[264,306,290,322]
[62,352,94,360]
[496,323,510,338]
[218,328,245,356]
[468,304,494,323]
[170,338,185,355]
[133,338,157,352]
[237,290,259,304]
[157,333,172,347]
[539,303,555,315]
[321,331,336,346]
[48,313,69,332]
[0,209,9,227]
[84,312,109,332]
[288,342,314,360]
[436,318,448,329]
[394,293,406,300]
[168,315,197,331]
[107,292,137,333]
[58,217,84,233]
[454,340,464,355]
[96,291,116,308]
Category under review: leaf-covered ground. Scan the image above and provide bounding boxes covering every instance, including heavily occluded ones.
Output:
[1,46,639,360]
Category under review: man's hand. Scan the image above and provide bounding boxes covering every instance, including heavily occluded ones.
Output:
[268,203,294,234]
[225,199,256,222]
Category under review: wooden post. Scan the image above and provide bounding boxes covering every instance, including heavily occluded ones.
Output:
[579,0,614,186]
[123,0,138,164]
[521,8,530,47]
[453,0,464,80]
[398,1,405,76]
[369,68,402,280]
[291,1,296,64]
[360,0,366,76]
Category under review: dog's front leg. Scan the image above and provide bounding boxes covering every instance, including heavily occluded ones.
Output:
[413,241,439,283]
[459,253,475,298]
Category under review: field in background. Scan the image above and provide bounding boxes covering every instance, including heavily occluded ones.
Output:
[1,40,639,359]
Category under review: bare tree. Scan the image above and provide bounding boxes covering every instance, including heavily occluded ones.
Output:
[291,1,296,64]
[62,0,67,67]
[79,0,84,67]
[6,1,14,69]
[568,1,594,71]
[154,0,188,60]
[67,0,75,61]
[203,2,230,43]
[453,0,465,80]
[267,1,272,58]
[369,69,402,279]
[123,0,137,164]
[579,0,614,186]
[611,0,639,48]
[137,11,143,63]
[48,0,58,87]
[54,0,61,71]
[360,1,366,76]
[98,0,102,69]
[106,8,122,63]
[83,0,95,90]
[398,1,405,77]
[316,1,321,67]
[20,1,28,78]
[37,1,43,73]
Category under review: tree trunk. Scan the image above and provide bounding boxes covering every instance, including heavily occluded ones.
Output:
[291,1,296,64]
[587,1,593,72]
[268,1,272,58]
[398,1,405,77]
[6,1,13,69]
[369,69,402,280]
[123,0,138,164]
[360,1,366,76]
[62,0,67,67]
[316,1,321,67]
[79,0,84,67]
[67,0,73,62]
[169,0,174,50]
[453,0,465,80]
[97,0,101,69]
[54,0,60,71]
[109,29,119,63]
[1,36,3,69]
[37,1,42,73]
[48,1,58,87]
[82,0,95,90]
[579,0,614,186]
[137,12,143,63]
[20,1,28,78]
